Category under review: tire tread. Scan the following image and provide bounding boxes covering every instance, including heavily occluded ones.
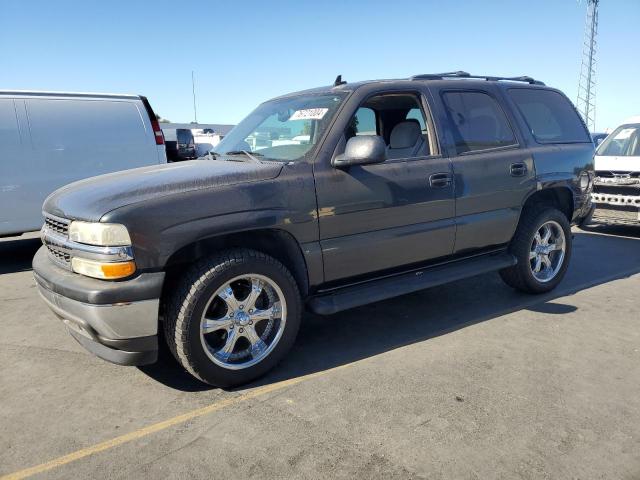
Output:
[500,206,571,294]
[163,248,300,386]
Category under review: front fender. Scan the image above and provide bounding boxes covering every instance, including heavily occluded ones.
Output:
[100,163,319,272]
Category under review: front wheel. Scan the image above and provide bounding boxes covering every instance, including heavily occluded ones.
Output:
[500,207,572,294]
[164,249,301,387]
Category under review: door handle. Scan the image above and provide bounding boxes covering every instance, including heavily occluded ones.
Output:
[510,162,527,177]
[429,172,452,188]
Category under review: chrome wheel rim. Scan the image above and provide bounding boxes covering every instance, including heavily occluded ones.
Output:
[529,220,566,283]
[199,274,287,370]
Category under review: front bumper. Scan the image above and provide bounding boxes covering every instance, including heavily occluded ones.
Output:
[590,192,640,225]
[33,247,164,366]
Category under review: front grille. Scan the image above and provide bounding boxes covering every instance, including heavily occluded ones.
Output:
[48,246,71,264]
[44,215,70,236]
[595,170,640,179]
[593,185,640,196]
[42,214,72,269]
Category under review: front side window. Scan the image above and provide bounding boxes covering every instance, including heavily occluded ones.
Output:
[214,93,347,162]
[442,91,517,154]
[347,107,377,137]
[597,124,640,157]
[343,93,434,160]
[508,88,591,144]
[405,108,426,130]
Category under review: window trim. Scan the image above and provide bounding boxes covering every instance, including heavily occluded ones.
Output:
[507,87,592,145]
[440,88,520,157]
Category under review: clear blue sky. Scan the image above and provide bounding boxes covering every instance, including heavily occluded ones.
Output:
[1,0,637,131]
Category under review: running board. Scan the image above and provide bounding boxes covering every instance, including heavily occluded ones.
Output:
[307,252,517,315]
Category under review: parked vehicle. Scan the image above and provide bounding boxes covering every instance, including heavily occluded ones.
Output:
[591,132,608,146]
[0,91,166,237]
[163,128,197,161]
[33,72,594,387]
[585,117,640,225]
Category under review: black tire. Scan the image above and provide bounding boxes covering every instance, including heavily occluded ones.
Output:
[164,249,301,387]
[499,207,572,294]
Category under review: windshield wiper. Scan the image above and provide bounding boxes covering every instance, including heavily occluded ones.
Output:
[223,150,263,163]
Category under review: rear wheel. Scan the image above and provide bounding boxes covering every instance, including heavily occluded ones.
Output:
[164,249,301,387]
[500,207,572,294]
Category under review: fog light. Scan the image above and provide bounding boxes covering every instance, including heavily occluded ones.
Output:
[71,258,136,280]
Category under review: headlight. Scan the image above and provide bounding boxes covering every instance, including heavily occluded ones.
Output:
[68,221,132,246]
[579,171,591,191]
[71,257,136,280]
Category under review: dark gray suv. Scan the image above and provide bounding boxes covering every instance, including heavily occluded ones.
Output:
[34,72,594,386]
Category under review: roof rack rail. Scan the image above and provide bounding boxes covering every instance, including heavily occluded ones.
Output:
[410,71,545,86]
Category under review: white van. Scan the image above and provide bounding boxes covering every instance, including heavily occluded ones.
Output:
[590,116,640,225]
[0,91,167,236]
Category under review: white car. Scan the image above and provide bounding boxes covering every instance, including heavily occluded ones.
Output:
[0,91,167,237]
[589,116,640,225]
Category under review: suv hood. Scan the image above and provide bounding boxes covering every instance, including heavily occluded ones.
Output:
[44,159,283,222]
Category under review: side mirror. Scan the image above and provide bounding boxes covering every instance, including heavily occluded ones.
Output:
[333,135,386,168]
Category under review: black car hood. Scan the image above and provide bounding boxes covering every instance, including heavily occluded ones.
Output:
[44,159,283,222]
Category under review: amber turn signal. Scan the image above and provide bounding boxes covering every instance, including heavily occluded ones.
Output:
[71,258,136,280]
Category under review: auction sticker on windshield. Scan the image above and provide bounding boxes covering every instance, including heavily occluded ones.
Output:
[289,108,328,121]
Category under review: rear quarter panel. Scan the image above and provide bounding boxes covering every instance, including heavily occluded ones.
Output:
[498,86,595,221]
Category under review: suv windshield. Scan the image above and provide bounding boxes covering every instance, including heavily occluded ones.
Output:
[597,124,640,157]
[213,93,347,161]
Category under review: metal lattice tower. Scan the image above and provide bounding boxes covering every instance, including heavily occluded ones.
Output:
[576,0,599,131]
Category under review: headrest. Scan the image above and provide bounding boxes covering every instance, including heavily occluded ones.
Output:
[390,120,421,148]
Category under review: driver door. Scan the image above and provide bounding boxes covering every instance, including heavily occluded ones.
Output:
[313,87,456,283]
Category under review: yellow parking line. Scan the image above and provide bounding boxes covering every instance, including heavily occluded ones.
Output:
[0,364,352,480]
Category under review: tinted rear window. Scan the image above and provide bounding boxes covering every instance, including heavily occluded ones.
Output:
[442,91,517,154]
[177,129,194,143]
[508,89,590,144]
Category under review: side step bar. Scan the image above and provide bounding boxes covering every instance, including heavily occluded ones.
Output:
[307,251,517,315]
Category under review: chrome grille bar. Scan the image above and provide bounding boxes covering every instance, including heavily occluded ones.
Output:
[41,214,134,269]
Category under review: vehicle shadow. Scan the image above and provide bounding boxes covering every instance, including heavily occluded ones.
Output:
[580,223,640,239]
[0,235,41,275]
[140,229,640,392]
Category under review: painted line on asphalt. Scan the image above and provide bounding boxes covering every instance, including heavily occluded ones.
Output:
[0,364,352,480]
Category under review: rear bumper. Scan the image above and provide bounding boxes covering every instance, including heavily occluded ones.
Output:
[33,246,162,366]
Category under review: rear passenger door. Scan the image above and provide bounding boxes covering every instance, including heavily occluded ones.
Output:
[432,87,536,254]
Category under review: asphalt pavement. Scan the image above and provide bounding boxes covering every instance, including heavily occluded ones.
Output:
[1,227,639,479]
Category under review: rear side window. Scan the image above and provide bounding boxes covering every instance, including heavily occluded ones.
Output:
[442,91,517,154]
[177,129,194,144]
[508,89,590,144]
